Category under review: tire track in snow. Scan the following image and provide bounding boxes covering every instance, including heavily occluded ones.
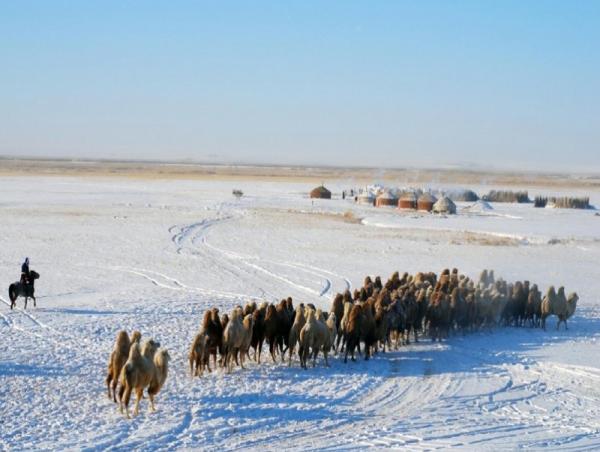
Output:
[111,266,261,301]
[169,213,283,301]
[172,208,353,301]
[0,295,100,354]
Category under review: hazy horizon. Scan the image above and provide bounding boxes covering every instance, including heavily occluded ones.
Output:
[1,2,599,172]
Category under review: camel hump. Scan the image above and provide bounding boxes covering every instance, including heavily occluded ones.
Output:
[128,342,142,360]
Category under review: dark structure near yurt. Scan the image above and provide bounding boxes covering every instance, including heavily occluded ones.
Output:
[534,196,591,209]
[417,193,437,212]
[376,192,399,207]
[446,189,479,202]
[310,185,332,199]
[398,192,417,210]
[483,190,530,203]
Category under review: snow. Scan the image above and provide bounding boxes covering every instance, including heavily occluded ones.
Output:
[1,176,600,450]
[462,199,494,213]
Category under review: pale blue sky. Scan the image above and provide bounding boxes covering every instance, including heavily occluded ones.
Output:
[1,1,598,171]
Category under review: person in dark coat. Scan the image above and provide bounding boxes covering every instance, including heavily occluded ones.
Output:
[20,258,30,284]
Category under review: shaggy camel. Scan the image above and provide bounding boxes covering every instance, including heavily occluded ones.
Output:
[525,284,542,327]
[360,300,377,359]
[288,305,306,365]
[250,303,267,363]
[238,313,255,368]
[344,304,362,363]
[542,286,578,330]
[201,308,223,371]
[336,301,353,353]
[374,305,390,352]
[106,330,141,403]
[264,304,283,363]
[119,338,161,418]
[147,349,170,412]
[561,292,579,330]
[330,293,344,331]
[299,309,330,368]
[222,308,244,372]
[188,332,208,377]
[325,312,337,354]
[277,299,294,356]
[541,286,559,331]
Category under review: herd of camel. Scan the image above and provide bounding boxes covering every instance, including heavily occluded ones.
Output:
[105,268,579,418]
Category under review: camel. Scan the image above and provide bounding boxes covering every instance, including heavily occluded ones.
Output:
[106,330,141,402]
[222,308,244,372]
[188,332,208,377]
[147,349,171,412]
[119,339,161,418]
[299,309,329,368]
[288,305,306,365]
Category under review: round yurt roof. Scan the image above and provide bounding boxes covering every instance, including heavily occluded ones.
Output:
[310,185,331,198]
[432,196,457,214]
[377,191,398,200]
[399,191,417,201]
[418,193,437,203]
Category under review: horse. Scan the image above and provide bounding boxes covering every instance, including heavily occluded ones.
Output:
[9,270,40,309]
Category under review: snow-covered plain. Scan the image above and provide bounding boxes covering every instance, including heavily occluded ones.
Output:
[1,176,600,450]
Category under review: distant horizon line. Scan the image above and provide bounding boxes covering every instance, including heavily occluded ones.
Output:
[0,154,598,177]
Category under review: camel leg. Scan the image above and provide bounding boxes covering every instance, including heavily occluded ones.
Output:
[118,383,126,406]
[112,379,120,403]
[122,385,132,417]
[225,351,230,373]
[258,341,263,364]
[134,388,143,416]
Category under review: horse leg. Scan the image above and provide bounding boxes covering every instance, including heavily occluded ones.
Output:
[24,297,27,310]
[32,296,36,308]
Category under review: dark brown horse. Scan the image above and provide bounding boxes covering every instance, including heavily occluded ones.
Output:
[9,270,40,309]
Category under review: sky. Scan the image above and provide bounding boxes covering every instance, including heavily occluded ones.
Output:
[1,1,599,172]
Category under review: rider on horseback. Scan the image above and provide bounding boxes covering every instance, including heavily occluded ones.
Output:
[20,257,30,284]
[11,258,39,310]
